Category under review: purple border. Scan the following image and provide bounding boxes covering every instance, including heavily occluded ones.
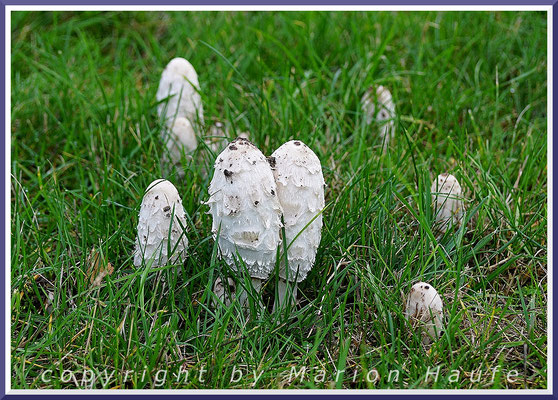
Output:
[0,0,556,4]
[2,1,556,399]
[1,4,5,400]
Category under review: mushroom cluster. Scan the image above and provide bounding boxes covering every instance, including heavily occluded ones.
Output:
[128,59,467,348]
[133,179,189,267]
[206,137,325,310]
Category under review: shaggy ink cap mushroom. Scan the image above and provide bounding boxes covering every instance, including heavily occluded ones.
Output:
[361,85,396,150]
[431,173,465,233]
[404,281,444,345]
[206,137,283,281]
[133,179,189,267]
[163,117,197,166]
[270,140,325,311]
[271,140,325,283]
[156,57,204,128]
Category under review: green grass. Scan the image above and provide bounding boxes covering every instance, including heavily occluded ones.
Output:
[10,10,548,389]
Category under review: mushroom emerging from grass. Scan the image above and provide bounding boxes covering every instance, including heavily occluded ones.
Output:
[205,121,249,154]
[270,140,325,311]
[431,173,465,233]
[156,57,204,169]
[404,281,444,345]
[212,277,236,307]
[361,85,396,150]
[206,137,283,306]
[133,179,188,267]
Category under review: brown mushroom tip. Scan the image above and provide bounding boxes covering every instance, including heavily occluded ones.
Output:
[267,156,277,168]
[231,136,254,146]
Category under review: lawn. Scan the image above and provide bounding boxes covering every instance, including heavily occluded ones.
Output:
[10,10,548,389]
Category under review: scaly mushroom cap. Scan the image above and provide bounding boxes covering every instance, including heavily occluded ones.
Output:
[431,173,465,232]
[206,137,283,279]
[271,140,325,283]
[361,85,396,149]
[404,281,444,345]
[156,57,204,127]
[133,179,189,267]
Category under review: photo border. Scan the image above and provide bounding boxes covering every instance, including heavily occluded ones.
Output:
[3,1,555,397]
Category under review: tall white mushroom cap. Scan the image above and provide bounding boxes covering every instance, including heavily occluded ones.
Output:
[431,173,465,232]
[404,281,444,345]
[271,140,325,283]
[206,137,283,280]
[156,57,204,128]
[133,179,189,267]
[361,85,396,150]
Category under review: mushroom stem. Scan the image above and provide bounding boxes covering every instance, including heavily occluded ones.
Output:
[237,277,264,308]
[273,279,298,312]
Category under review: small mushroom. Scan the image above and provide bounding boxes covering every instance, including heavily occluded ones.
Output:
[156,58,204,172]
[431,173,465,233]
[270,140,325,311]
[133,179,188,267]
[205,121,249,154]
[212,277,236,307]
[206,137,283,306]
[404,282,444,345]
[361,85,396,151]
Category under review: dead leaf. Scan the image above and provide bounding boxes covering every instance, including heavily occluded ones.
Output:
[86,248,114,287]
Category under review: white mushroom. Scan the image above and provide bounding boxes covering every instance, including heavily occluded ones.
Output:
[133,179,188,267]
[404,281,444,345]
[270,140,325,310]
[156,57,204,170]
[361,85,396,150]
[163,117,197,166]
[212,277,236,307]
[431,173,465,233]
[156,57,204,128]
[206,137,283,306]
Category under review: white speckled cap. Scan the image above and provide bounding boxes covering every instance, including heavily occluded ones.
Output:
[271,140,325,283]
[133,179,188,267]
[206,137,283,279]
[404,281,444,345]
